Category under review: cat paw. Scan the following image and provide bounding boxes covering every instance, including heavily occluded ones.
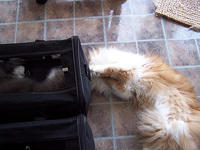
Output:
[89,65,105,77]
[90,70,101,78]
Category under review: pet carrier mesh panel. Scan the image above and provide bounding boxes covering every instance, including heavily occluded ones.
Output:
[0,36,95,150]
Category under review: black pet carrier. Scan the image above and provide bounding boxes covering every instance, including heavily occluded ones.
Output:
[0,36,95,150]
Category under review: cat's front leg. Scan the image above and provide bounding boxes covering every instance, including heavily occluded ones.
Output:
[90,64,124,79]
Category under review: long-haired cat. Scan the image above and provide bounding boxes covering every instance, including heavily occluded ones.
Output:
[89,48,200,150]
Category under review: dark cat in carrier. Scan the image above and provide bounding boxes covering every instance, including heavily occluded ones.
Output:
[0,58,65,93]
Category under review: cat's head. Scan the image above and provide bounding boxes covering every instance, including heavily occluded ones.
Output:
[88,48,134,100]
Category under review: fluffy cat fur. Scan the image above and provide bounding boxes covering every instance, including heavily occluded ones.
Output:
[0,60,65,93]
[89,47,200,150]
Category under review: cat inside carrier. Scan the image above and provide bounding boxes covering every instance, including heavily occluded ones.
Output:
[0,36,95,150]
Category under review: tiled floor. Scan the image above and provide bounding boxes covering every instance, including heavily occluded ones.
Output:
[0,0,200,149]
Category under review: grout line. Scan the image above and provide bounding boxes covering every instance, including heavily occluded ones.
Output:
[168,38,200,41]
[173,65,200,69]
[137,39,164,42]
[107,41,134,44]
[110,98,117,150]
[0,13,157,26]
[81,42,105,45]
[108,40,136,44]
[81,38,200,47]
[132,16,139,54]
[94,135,135,141]
[82,41,136,46]
[14,0,20,43]
[101,0,107,48]
[43,3,47,40]
[73,0,76,35]
[103,13,155,18]
[0,22,16,25]
[75,15,104,20]
[110,99,115,138]
[15,20,46,24]
[0,16,142,26]
[74,13,156,20]
[107,39,164,44]
[47,18,73,22]
[86,39,166,45]
[81,39,165,46]
[195,39,200,60]
[0,0,15,1]
[15,18,74,24]
[161,18,172,66]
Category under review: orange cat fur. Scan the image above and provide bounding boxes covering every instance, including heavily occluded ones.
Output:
[89,48,200,150]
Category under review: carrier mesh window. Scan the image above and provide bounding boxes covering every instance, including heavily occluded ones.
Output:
[0,54,68,93]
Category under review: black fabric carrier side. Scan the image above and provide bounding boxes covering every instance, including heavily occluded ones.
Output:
[0,36,95,150]
[0,115,94,150]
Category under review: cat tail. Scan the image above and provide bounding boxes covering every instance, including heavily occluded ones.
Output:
[137,108,199,150]
[186,111,200,150]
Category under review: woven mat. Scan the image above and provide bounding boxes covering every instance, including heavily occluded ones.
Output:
[154,0,200,31]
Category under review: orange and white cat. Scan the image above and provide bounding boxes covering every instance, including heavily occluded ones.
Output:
[89,48,200,150]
